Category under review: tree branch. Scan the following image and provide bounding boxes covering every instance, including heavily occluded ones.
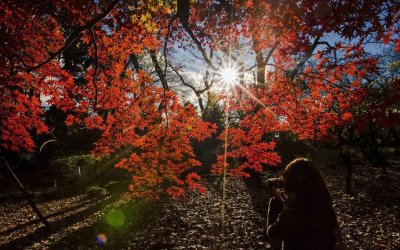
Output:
[290,36,321,80]
[25,0,120,71]
[317,41,334,49]
[183,25,216,70]
[150,51,169,91]
[264,42,279,65]
[90,28,99,112]
[170,65,205,112]
[150,51,170,132]
[163,16,177,76]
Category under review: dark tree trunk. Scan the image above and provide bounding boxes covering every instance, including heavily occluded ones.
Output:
[345,160,353,195]
[340,146,353,194]
[0,157,50,229]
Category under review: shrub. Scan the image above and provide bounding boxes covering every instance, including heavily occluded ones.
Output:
[49,154,102,178]
[86,185,107,197]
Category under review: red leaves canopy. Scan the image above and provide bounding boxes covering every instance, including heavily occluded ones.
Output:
[1,0,213,197]
[1,0,399,197]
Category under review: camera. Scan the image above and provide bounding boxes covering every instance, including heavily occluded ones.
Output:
[266,177,284,190]
[266,177,286,201]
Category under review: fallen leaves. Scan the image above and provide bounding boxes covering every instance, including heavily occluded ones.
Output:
[1,163,399,249]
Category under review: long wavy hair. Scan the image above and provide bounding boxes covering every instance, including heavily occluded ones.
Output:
[283,158,332,211]
[283,158,341,248]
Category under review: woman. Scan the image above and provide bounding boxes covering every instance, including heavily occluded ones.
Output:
[266,158,341,250]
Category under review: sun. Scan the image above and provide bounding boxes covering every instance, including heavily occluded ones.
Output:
[220,67,238,86]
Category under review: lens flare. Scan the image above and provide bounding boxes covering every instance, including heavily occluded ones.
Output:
[105,210,125,228]
[220,67,238,86]
[96,233,107,246]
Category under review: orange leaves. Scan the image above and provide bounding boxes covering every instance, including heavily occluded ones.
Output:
[351,80,361,88]
[239,51,370,144]
[142,36,160,50]
[90,88,214,198]
[2,0,398,201]
[0,1,82,152]
[81,33,91,45]
[342,112,353,121]
[244,0,254,8]
[347,63,357,76]
[84,115,104,129]
[0,0,212,200]
[167,186,185,198]
[166,173,206,199]
[66,115,77,126]
[314,51,323,60]
[304,66,313,74]
[212,101,282,178]
[0,88,50,152]
[311,89,320,98]
[115,158,129,170]
[186,172,206,194]
[325,93,333,102]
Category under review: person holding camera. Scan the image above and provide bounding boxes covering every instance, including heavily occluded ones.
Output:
[266,158,345,250]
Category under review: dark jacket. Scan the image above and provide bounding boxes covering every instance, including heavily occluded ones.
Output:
[267,198,337,250]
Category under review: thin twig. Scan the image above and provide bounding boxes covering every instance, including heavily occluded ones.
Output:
[170,65,205,112]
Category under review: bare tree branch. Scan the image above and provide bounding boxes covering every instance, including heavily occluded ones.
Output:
[169,65,205,112]
[317,41,334,49]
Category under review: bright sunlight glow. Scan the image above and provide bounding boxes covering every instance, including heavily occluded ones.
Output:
[221,67,238,86]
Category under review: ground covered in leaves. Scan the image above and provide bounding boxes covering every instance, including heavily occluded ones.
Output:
[0,164,399,249]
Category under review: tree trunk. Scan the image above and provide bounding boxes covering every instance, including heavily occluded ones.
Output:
[1,157,50,229]
[340,147,353,194]
[345,161,353,195]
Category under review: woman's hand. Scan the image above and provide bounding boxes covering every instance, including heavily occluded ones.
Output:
[267,177,285,202]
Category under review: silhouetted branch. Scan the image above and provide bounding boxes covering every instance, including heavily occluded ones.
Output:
[24,0,120,71]
[290,36,321,80]
[90,28,99,112]
[163,16,177,76]
[170,65,205,112]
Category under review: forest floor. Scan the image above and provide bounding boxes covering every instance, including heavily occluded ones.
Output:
[0,163,399,249]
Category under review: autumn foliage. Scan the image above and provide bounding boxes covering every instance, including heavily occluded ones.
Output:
[201,0,398,177]
[1,0,399,197]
